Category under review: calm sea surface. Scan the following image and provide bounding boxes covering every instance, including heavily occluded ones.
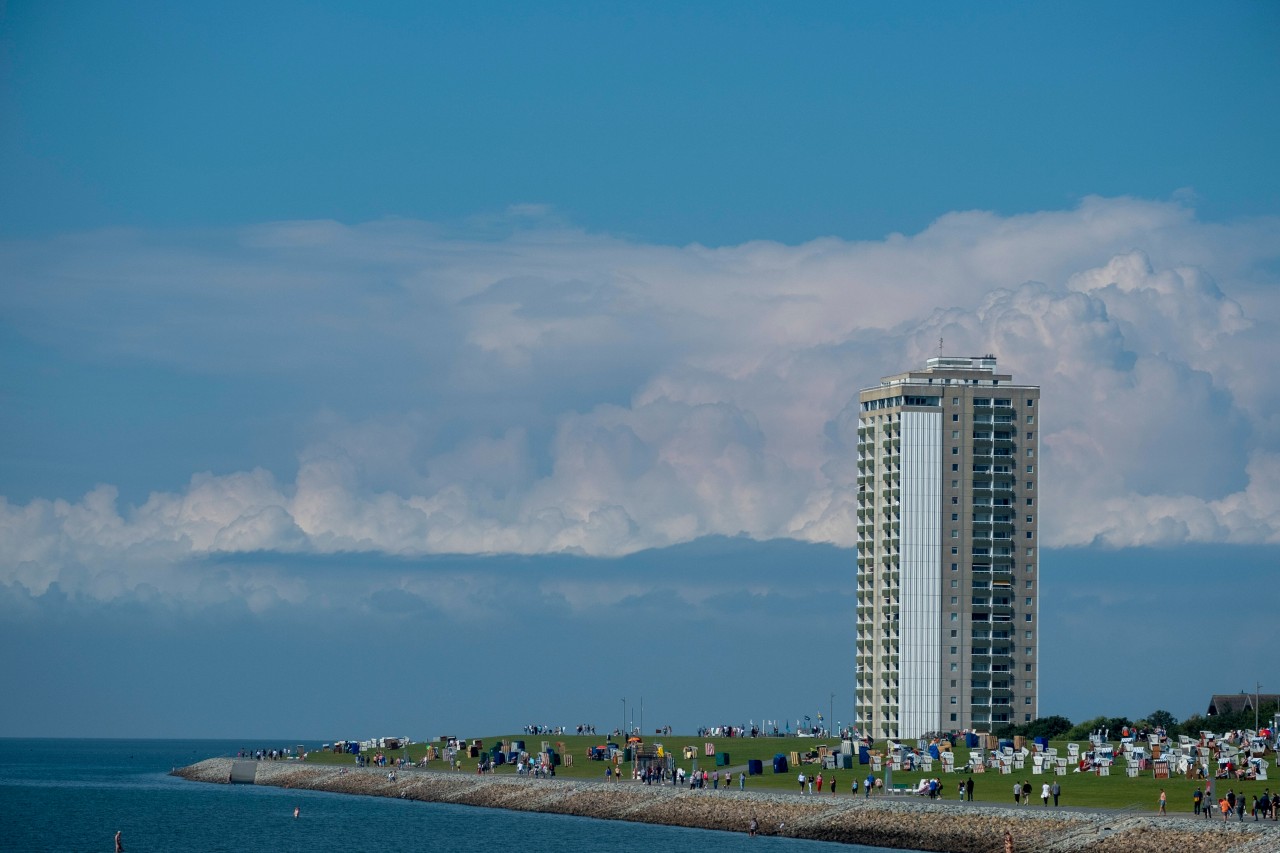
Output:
[0,739,918,853]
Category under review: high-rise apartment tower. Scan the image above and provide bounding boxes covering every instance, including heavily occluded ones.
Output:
[854,356,1039,739]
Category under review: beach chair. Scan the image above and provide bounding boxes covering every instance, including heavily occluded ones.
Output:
[1055,759,1067,776]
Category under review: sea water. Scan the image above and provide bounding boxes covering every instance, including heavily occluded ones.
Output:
[0,739,916,853]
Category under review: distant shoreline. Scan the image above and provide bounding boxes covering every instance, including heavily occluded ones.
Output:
[172,758,1276,852]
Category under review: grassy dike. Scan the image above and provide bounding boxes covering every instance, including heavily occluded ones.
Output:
[300,734,1267,813]
[175,747,1280,853]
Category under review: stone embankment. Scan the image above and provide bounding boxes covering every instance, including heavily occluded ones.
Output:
[173,759,1279,853]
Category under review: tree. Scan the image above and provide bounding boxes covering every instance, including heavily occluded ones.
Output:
[1026,715,1073,740]
[1145,709,1179,735]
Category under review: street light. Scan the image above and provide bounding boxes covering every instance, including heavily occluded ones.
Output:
[621,698,626,738]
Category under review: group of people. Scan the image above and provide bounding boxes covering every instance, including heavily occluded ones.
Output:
[795,771,843,794]
[676,767,745,789]
[1190,787,1279,821]
[1012,779,1061,806]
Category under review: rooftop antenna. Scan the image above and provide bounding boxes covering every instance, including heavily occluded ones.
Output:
[938,336,944,358]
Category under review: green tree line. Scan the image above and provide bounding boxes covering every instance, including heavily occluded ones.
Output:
[991,701,1278,741]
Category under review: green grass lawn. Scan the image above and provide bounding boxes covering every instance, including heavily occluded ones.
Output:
[299,735,1270,813]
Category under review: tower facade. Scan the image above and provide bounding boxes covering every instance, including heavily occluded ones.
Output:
[854,356,1039,739]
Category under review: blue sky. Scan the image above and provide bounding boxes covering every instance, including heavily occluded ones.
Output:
[2,1,1278,738]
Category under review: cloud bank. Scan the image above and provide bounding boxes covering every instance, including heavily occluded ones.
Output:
[3,196,1279,602]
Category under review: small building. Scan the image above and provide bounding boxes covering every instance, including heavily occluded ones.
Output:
[1206,693,1280,716]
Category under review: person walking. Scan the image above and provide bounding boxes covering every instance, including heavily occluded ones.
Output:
[1013,781,1021,805]
[798,771,806,793]
[739,772,745,791]
[1041,782,1050,806]
[967,777,975,801]
[1022,780,1032,806]
[1051,780,1060,806]
[865,773,874,798]
[1158,789,1167,815]
[1193,788,1202,816]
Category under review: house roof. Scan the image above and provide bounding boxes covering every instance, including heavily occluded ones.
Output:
[1207,693,1280,716]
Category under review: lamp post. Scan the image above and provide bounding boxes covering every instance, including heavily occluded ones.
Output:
[1256,682,1263,733]
[621,698,625,738]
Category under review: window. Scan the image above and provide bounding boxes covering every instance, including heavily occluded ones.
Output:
[951,547,958,555]
[1025,614,1033,622]
[1026,498,1034,506]
[952,464,959,471]
[1025,681,1033,689]
[1026,516,1033,523]
[1025,597,1033,606]
[951,529,959,538]
[1027,399,1034,407]
[1026,448,1034,457]
[1025,697,1032,705]
[950,678,957,686]
[951,513,959,521]
[1026,531,1033,539]
[951,496,959,505]
[951,479,959,487]
[951,613,959,621]
[951,563,958,570]
[1026,465,1034,473]
[1026,432,1033,440]
[1025,580,1033,589]
[952,447,959,455]
[1026,646,1033,655]
[952,397,958,405]
[951,714,958,722]
[950,664,958,672]
[950,697,958,705]
[951,596,959,604]
[952,414,959,421]
[1027,415,1034,423]
[1024,714,1031,722]
[1026,481,1033,490]
[950,631,957,638]
[1025,631,1033,639]
[1026,548,1035,557]
[952,430,960,439]
[951,579,959,588]
[1025,664,1032,672]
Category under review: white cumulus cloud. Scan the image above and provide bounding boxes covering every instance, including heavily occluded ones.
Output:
[2,196,1279,602]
